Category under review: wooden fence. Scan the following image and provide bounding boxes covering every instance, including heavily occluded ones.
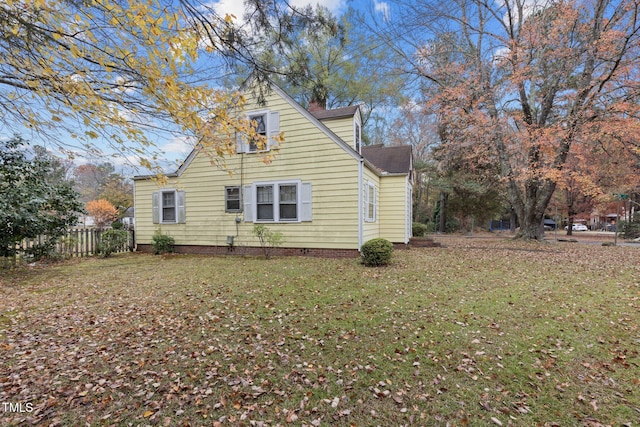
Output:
[19,228,135,258]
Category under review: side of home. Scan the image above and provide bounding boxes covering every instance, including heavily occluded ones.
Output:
[133,82,412,256]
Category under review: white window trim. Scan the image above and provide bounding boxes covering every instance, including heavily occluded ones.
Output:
[354,120,362,153]
[160,190,177,223]
[364,181,377,223]
[247,109,270,153]
[225,186,242,213]
[152,189,185,224]
[253,180,302,223]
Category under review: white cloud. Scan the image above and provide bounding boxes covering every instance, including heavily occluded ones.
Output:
[208,0,246,22]
[373,0,390,21]
[503,0,550,28]
[210,0,349,24]
[161,136,194,156]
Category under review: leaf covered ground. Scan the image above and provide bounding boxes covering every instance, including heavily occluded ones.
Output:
[1,237,639,426]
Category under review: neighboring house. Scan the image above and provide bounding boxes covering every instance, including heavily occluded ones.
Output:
[121,207,135,229]
[76,215,95,228]
[133,82,413,257]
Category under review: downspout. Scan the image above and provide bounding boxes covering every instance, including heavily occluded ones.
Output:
[132,182,137,251]
[358,157,364,251]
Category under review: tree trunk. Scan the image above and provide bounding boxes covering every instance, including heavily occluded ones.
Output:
[511,178,557,240]
[439,192,447,233]
[510,208,517,233]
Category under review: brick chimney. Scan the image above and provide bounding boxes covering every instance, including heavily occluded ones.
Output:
[308,97,326,112]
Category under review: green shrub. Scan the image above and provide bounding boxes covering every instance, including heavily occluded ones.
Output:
[99,229,129,257]
[621,214,640,240]
[152,233,175,255]
[361,238,393,267]
[412,222,428,237]
[111,221,124,230]
[23,240,59,261]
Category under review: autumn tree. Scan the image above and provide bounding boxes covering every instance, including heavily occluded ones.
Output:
[71,162,132,212]
[86,199,118,229]
[375,0,640,239]
[72,163,115,203]
[0,0,338,167]
[100,176,133,215]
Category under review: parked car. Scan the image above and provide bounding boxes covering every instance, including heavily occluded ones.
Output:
[565,223,588,231]
[543,219,557,230]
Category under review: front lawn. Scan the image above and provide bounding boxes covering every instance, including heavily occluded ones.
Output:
[1,237,639,426]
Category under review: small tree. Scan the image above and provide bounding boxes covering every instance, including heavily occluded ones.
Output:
[0,136,83,260]
[253,225,284,259]
[86,199,118,229]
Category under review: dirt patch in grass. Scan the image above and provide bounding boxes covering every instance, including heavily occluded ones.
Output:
[1,242,639,426]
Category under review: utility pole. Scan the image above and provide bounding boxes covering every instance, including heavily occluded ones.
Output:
[614,193,629,246]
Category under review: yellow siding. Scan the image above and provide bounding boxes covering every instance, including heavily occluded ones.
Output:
[322,117,356,151]
[135,89,361,250]
[379,175,410,243]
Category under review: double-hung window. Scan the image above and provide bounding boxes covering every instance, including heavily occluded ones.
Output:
[364,182,376,222]
[225,186,241,212]
[256,185,275,220]
[255,183,298,222]
[152,189,186,224]
[278,184,298,220]
[237,110,280,154]
[244,181,312,223]
[248,113,267,152]
[162,191,176,222]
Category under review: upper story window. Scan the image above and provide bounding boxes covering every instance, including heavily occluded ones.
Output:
[237,110,280,154]
[355,122,361,153]
[248,113,267,152]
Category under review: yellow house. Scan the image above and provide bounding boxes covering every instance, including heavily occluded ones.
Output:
[133,83,413,257]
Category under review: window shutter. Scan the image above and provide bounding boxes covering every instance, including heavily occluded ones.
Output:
[177,190,186,223]
[301,182,312,221]
[236,132,247,154]
[152,192,159,224]
[268,111,280,150]
[243,185,253,222]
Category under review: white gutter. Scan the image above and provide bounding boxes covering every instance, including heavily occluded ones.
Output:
[358,157,364,251]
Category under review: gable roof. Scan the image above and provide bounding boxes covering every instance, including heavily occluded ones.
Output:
[310,105,359,121]
[362,144,413,175]
[134,80,375,180]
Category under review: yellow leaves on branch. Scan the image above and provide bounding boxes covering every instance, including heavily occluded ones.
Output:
[1,0,246,167]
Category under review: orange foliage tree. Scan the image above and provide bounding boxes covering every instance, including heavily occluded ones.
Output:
[380,0,640,239]
[86,199,118,230]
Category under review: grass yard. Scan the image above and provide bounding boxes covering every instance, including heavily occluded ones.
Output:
[1,237,639,426]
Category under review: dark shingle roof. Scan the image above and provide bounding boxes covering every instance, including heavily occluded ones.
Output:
[362,144,413,174]
[310,105,359,121]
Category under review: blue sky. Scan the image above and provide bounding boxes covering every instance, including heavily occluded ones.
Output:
[157,0,392,167]
[1,0,391,175]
